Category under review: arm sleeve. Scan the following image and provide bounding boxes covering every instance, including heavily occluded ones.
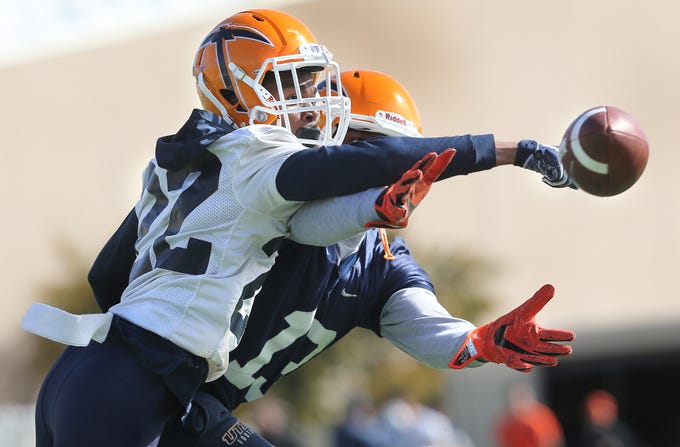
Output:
[276,134,496,201]
[87,209,139,312]
[379,287,477,369]
[288,188,382,245]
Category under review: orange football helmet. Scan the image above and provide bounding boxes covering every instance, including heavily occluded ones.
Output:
[193,9,350,146]
[340,70,422,137]
[320,70,423,261]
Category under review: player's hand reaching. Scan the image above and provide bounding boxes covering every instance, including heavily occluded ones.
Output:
[449,284,575,372]
[515,139,577,189]
[366,149,456,229]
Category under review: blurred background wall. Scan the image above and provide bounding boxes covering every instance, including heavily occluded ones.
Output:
[2,0,678,445]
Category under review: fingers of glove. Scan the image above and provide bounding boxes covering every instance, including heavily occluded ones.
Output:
[500,350,560,372]
[410,179,433,208]
[495,325,571,359]
[537,144,561,163]
[412,152,438,171]
[421,148,456,183]
[514,284,555,320]
[504,356,536,373]
[395,168,423,190]
[393,171,422,205]
[521,353,559,367]
[409,149,456,209]
[538,327,576,343]
[372,169,422,225]
[387,171,420,207]
[533,144,567,182]
[550,176,579,189]
[542,176,572,188]
[535,341,573,356]
[538,161,564,183]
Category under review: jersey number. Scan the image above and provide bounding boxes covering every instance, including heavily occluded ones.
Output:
[133,154,221,278]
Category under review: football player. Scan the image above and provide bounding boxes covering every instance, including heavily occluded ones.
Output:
[25,11,449,447]
[24,8,573,446]
[101,70,574,447]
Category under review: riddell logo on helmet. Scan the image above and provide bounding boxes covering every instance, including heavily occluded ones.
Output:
[382,112,409,127]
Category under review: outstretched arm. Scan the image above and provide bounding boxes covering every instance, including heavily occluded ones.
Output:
[277,135,573,205]
[381,285,574,372]
[289,150,455,245]
[276,134,496,201]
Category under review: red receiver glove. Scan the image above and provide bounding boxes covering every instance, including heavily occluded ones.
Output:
[365,148,456,229]
[449,284,575,373]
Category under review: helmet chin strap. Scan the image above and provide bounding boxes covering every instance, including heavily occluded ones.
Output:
[228,62,275,103]
[196,72,233,125]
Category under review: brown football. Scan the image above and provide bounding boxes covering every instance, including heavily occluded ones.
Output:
[560,106,649,197]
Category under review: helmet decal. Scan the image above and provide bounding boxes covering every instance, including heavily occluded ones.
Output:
[199,25,274,48]
[199,26,274,91]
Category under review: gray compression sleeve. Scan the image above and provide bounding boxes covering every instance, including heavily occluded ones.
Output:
[379,287,479,369]
[288,188,382,246]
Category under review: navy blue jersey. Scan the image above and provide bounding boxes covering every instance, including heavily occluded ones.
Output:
[209,231,433,410]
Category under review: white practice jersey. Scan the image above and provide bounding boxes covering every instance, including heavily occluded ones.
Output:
[110,123,306,380]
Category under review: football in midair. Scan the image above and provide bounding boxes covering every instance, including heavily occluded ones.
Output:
[560,106,649,197]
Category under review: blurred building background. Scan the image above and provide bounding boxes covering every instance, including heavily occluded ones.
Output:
[2,0,679,445]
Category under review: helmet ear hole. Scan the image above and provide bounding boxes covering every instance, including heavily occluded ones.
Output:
[220,89,239,106]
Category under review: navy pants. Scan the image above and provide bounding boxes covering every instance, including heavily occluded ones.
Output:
[35,317,207,447]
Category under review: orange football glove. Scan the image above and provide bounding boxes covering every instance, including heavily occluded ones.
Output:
[365,148,456,229]
[449,284,575,373]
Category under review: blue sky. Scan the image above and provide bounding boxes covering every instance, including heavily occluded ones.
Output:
[1,0,309,67]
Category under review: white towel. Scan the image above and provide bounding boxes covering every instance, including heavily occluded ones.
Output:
[21,303,113,346]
